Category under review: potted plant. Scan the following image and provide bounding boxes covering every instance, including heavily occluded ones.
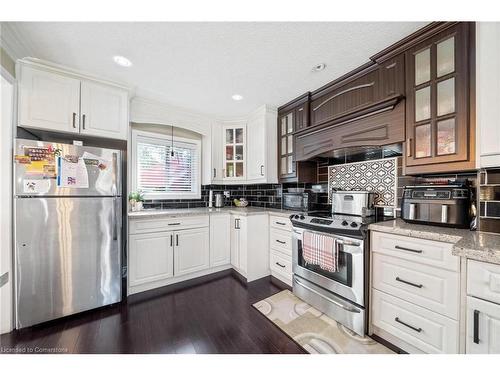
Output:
[129,191,145,212]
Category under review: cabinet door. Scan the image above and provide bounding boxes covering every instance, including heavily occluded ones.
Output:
[477,22,500,167]
[246,115,266,182]
[222,124,246,181]
[18,66,80,133]
[294,102,309,131]
[405,23,470,168]
[230,216,240,269]
[80,81,128,140]
[466,296,500,354]
[129,232,174,287]
[210,214,231,267]
[211,123,224,182]
[378,54,405,98]
[278,111,296,180]
[173,227,210,277]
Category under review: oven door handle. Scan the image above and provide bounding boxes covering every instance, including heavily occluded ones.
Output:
[293,277,361,314]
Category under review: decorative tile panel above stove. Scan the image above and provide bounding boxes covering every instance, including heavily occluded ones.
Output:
[328,158,398,207]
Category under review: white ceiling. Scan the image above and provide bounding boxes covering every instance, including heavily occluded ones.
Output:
[4,22,427,118]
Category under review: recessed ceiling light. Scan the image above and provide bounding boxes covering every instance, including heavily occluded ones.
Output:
[113,55,132,67]
[311,63,326,72]
[231,94,244,101]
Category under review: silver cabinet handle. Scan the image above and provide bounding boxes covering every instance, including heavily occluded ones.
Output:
[82,114,86,129]
[395,276,423,289]
[276,239,286,244]
[213,168,216,178]
[170,234,173,247]
[260,165,264,176]
[176,234,179,246]
[395,317,422,333]
[168,222,181,226]
[275,221,286,226]
[394,245,423,254]
[294,277,360,313]
[72,112,77,128]
[275,262,286,268]
[473,310,480,344]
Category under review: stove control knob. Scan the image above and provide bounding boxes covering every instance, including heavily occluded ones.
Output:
[350,222,358,228]
[299,215,305,220]
[341,220,349,226]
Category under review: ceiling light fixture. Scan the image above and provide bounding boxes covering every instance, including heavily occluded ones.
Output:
[113,55,132,67]
[231,94,244,101]
[311,63,326,72]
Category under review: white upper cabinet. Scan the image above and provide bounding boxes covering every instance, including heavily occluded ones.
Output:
[18,66,81,133]
[477,23,500,167]
[80,81,129,140]
[212,106,277,184]
[17,60,129,140]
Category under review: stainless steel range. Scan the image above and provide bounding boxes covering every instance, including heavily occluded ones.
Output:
[290,191,382,336]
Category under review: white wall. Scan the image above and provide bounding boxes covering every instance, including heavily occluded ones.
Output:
[0,72,14,333]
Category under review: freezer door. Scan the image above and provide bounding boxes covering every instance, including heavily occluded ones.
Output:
[14,139,121,197]
[15,197,122,328]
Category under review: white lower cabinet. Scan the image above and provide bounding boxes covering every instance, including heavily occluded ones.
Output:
[230,213,270,282]
[210,214,231,267]
[466,259,500,354]
[466,296,500,354]
[173,227,210,277]
[269,215,293,286]
[370,231,461,353]
[129,231,174,287]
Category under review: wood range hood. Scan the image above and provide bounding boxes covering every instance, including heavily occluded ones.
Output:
[295,94,406,161]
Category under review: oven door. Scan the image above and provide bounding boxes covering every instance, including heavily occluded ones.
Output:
[292,227,365,306]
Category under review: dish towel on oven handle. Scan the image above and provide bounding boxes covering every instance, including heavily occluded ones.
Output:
[302,231,339,273]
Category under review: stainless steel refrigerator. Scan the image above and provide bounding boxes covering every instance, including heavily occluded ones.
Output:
[14,138,122,329]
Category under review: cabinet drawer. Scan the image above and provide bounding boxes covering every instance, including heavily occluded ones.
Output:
[372,253,460,319]
[467,260,500,305]
[270,251,292,280]
[270,228,292,256]
[129,215,209,234]
[371,289,459,354]
[371,231,459,271]
[270,215,292,231]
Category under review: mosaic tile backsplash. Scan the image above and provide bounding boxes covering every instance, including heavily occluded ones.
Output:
[328,157,398,207]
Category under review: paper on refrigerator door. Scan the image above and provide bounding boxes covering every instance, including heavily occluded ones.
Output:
[57,156,89,188]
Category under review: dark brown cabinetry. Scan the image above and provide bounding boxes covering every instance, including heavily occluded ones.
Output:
[404,22,475,174]
[277,95,316,183]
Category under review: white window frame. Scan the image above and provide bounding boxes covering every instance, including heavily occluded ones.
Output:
[131,129,201,200]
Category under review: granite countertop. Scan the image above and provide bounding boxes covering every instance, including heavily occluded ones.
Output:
[369,218,500,265]
[127,206,297,219]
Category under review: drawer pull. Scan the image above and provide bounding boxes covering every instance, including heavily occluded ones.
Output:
[168,222,181,226]
[394,245,423,254]
[275,262,286,268]
[276,240,286,244]
[395,276,423,289]
[275,221,286,226]
[395,317,422,333]
[473,309,480,344]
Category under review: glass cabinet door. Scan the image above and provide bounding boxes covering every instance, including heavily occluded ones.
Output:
[406,23,469,168]
[224,125,245,179]
[279,111,295,178]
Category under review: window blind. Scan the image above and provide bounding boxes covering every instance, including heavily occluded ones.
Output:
[135,134,200,197]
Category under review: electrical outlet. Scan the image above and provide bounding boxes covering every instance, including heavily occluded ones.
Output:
[223,190,230,198]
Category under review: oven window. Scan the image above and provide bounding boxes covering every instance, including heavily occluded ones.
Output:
[284,194,305,210]
[297,238,352,287]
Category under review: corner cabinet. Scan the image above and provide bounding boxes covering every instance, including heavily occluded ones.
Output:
[212,106,278,184]
[404,22,475,174]
[17,60,129,140]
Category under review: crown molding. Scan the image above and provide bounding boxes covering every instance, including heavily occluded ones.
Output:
[0,23,34,61]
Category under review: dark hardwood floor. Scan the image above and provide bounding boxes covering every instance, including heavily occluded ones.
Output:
[0,274,306,354]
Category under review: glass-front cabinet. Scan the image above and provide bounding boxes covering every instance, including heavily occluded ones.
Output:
[222,123,246,180]
[279,110,295,179]
[405,23,471,172]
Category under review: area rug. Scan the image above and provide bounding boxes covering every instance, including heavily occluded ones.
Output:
[253,289,394,354]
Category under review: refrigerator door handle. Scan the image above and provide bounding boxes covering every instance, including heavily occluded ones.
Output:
[112,197,119,241]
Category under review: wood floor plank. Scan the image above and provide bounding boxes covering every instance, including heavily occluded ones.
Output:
[0,274,305,354]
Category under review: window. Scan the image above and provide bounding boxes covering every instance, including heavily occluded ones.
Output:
[131,130,201,199]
